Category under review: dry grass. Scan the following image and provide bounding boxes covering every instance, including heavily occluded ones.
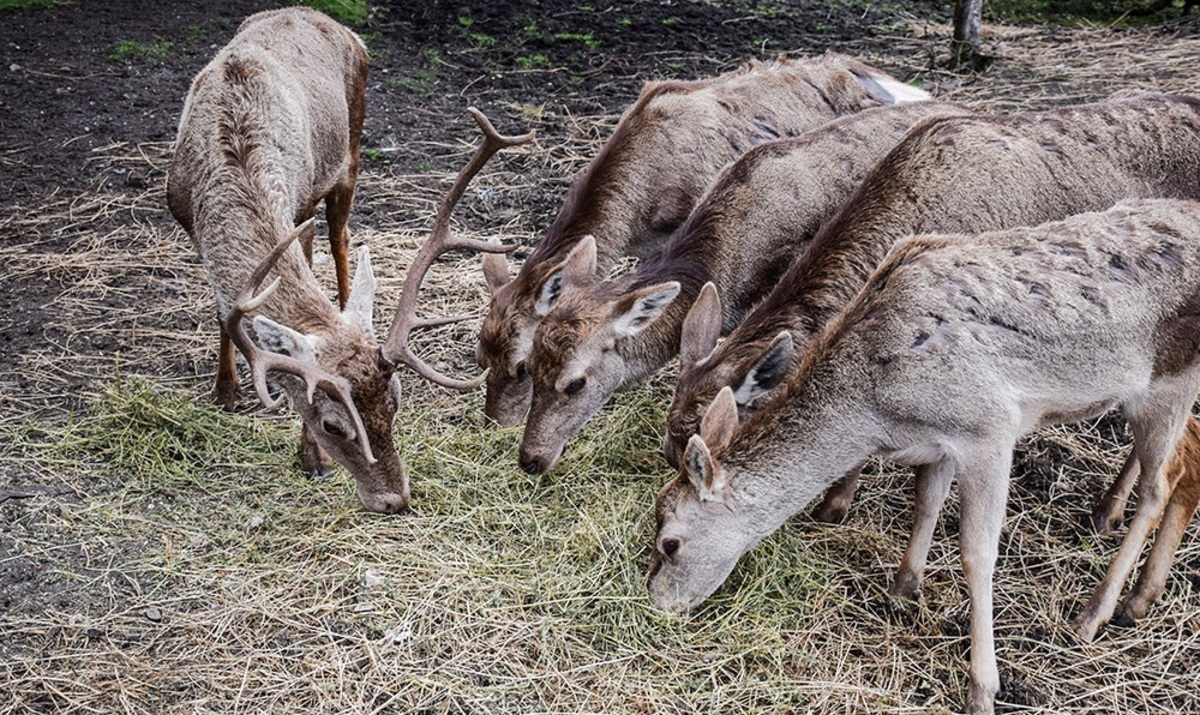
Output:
[4,19,1200,715]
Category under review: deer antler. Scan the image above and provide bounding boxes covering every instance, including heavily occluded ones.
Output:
[382,107,535,389]
[225,218,377,464]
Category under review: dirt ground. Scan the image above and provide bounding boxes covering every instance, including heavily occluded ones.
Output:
[3,0,1200,712]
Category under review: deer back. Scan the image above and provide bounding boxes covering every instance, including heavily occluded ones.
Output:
[664,92,1200,465]
[478,52,931,426]
[516,102,969,474]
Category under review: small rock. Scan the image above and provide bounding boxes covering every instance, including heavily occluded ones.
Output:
[68,613,85,626]
[9,63,20,72]
[86,628,101,640]
[247,513,265,529]
[352,602,374,613]
[144,607,162,622]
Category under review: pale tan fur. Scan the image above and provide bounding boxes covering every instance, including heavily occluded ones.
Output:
[166,8,411,513]
[514,102,968,474]
[648,199,1200,714]
[665,93,1200,519]
[476,53,930,426]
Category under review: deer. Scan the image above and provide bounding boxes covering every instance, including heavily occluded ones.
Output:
[476,53,930,427]
[515,101,972,475]
[664,92,1200,528]
[167,7,532,512]
[647,198,1200,715]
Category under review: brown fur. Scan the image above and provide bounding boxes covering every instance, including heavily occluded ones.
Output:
[517,103,968,473]
[166,9,409,513]
[666,92,1200,470]
[650,199,1200,714]
[478,53,930,426]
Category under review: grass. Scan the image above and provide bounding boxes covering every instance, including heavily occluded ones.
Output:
[301,0,371,26]
[107,38,173,63]
[0,0,53,9]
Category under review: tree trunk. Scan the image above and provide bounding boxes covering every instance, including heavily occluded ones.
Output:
[951,0,985,71]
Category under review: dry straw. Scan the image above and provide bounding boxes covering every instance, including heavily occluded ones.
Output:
[3,20,1200,715]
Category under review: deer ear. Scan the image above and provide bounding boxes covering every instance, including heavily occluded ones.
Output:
[684,434,727,503]
[700,385,739,451]
[253,316,318,363]
[535,235,600,316]
[482,251,511,296]
[344,245,376,333]
[680,282,722,367]
[733,331,793,407]
[852,69,930,106]
[613,281,680,338]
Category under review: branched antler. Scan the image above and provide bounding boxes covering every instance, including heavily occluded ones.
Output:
[225,217,376,464]
[382,107,535,389]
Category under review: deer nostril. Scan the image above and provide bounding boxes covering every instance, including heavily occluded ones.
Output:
[520,456,541,475]
[660,537,681,560]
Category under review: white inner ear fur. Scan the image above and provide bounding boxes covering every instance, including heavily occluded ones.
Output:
[343,245,376,333]
[685,434,726,503]
[253,315,319,363]
[613,282,681,338]
[733,331,793,407]
[534,272,564,317]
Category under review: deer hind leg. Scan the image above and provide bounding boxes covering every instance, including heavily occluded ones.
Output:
[955,443,1012,715]
[811,463,864,524]
[890,460,955,600]
[1073,395,1190,642]
[1113,418,1200,625]
[1091,450,1140,535]
[214,320,239,411]
[324,179,356,309]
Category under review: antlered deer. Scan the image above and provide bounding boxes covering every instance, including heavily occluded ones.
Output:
[515,102,970,474]
[647,199,1200,715]
[664,93,1200,522]
[168,8,531,512]
[477,53,929,426]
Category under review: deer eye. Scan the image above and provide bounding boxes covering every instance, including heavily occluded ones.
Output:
[659,537,681,561]
[515,360,527,380]
[323,421,347,438]
[564,377,586,395]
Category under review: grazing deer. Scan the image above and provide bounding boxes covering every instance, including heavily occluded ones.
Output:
[168,8,531,512]
[515,102,970,475]
[476,53,930,426]
[647,199,1200,714]
[664,93,1200,522]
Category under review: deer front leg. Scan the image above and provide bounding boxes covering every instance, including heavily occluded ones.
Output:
[1090,450,1139,535]
[300,424,336,479]
[325,180,355,309]
[811,464,863,523]
[890,460,955,600]
[214,320,239,411]
[957,447,1011,715]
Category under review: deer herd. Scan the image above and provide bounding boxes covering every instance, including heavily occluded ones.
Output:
[166,8,1200,714]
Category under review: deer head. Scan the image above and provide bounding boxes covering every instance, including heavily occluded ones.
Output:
[228,108,533,512]
[516,236,681,474]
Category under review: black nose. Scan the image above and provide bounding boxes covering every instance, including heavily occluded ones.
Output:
[520,456,541,474]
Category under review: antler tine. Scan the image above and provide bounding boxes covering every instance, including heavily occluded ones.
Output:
[383,108,534,389]
[224,218,377,464]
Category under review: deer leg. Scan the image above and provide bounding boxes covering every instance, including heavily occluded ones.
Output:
[1074,400,1186,642]
[300,424,336,479]
[956,446,1011,715]
[214,320,239,411]
[890,461,955,600]
[325,180,355,309]
[1113,422,1200,625]
[812,463,863,524]
[1091,450,1140,535]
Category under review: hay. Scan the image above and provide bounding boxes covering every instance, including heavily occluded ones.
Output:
[4,19,1200,715]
